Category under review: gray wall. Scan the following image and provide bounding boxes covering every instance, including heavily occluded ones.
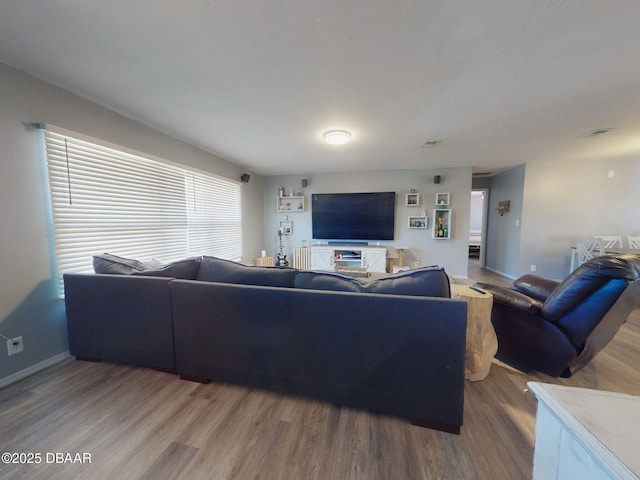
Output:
[483,165,525,279]
[519,156,640,279]
[262,168,473,278]
[0,63,264,383]
[481,157,640,281]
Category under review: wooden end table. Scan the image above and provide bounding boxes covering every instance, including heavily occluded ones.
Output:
[451,284,497,381]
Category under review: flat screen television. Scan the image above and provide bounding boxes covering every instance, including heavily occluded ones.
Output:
[312,192,396,241]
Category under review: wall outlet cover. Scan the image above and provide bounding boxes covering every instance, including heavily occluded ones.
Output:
[7,336,24,356]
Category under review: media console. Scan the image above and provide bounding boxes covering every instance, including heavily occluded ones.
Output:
[310,245,387,273]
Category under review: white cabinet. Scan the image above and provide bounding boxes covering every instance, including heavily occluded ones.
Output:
[310,246,387,273]
[362,249,387,273]
[529,382,640,480]
[310,247,335,271]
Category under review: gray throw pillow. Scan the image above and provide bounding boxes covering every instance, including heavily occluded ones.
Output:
[133,257,201,280]
[93,253,148,274]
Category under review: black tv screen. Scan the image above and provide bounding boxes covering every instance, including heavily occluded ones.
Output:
[312,192,396,241]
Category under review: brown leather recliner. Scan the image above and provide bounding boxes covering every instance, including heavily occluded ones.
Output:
[476,254,640,377]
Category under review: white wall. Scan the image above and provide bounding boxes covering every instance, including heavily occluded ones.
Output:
[262,167,473,278]
[0,63,264,382]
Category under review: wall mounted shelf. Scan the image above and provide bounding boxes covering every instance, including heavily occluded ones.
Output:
[432,209,452,239]
[276,195,305,212]
[406,193,421,206]
[436,193,450,207]
[408,216,428,229]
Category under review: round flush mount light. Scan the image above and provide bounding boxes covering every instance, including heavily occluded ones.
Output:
[323,130,351,145]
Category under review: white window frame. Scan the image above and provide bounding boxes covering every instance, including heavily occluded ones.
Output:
[43,126,242,293]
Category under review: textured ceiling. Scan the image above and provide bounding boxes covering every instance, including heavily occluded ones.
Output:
[1,1,639,176]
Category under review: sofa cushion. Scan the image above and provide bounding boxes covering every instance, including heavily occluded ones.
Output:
[93,253,148,274]
[197,256,298,287]
[294,266,451,298]
[133,257,201,280]
[364,266,451,297]
[293,271,363,292]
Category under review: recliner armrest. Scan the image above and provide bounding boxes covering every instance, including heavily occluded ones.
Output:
[474,282,543,315]
[512,274,560,301]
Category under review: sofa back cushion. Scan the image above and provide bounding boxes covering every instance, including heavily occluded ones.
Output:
[551,278,628,348]
[197,256,298,287]
[294,266,451,298]
[293,271,363,292]
[542,254,640,320]
[364,267,451,297]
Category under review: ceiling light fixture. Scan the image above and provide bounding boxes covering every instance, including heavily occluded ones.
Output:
[323,130,351,145]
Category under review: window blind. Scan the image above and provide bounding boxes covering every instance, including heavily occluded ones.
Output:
[44,128,242,293]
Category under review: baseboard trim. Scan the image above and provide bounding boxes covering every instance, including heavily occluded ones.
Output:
[482,266,517,280]
[0,351,71,389]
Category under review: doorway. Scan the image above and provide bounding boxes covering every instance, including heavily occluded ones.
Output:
[470,189,489,267]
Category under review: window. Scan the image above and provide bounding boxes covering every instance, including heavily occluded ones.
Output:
[44,127,242,292]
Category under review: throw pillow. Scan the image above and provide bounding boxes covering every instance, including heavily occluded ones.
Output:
[133,257,201,280]
[93,253,148,275]
[197,256,298,287]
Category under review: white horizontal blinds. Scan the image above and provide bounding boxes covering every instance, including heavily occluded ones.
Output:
[45,129,242,291]
[185,171,242,259]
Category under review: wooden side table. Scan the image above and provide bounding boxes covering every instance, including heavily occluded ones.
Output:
[451,284,497,381]
[254,256,275,267]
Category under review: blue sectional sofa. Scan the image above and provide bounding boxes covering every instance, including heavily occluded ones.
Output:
[64,255,467,433]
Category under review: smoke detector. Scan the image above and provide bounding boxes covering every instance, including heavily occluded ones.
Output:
[578,128,614,138]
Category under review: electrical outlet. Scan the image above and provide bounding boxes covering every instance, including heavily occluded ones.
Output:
[530,265,537,272]
[6,336,24,356]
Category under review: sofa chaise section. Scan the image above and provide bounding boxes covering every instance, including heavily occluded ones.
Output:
[64,273,176,372]
[170,279,467,433]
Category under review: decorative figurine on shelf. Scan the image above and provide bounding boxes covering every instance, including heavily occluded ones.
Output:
[276,228,289,267]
